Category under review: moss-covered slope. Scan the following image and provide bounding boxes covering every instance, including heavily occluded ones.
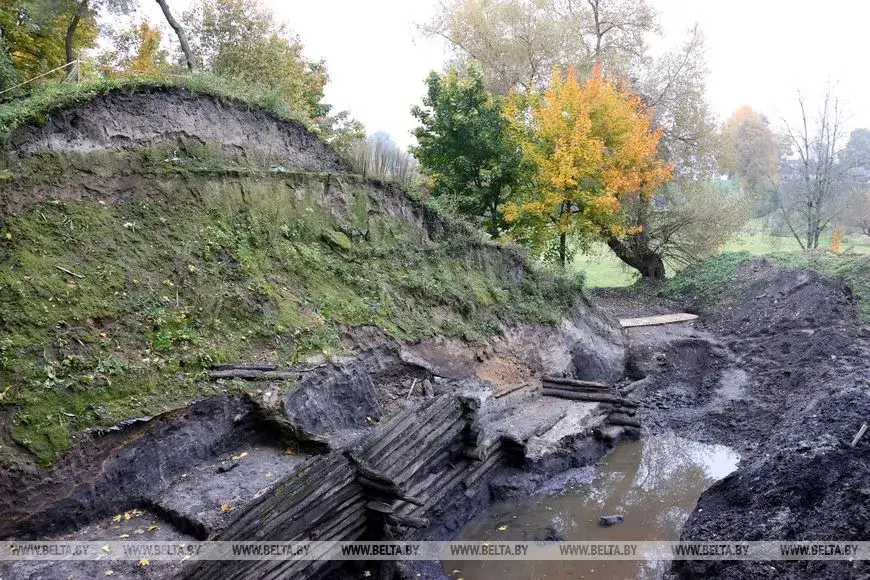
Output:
[0,91,583,464]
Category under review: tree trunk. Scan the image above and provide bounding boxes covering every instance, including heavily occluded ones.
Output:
[605,236,666,279]
[559,232,567,268]
[65,0,89,67]
[155,0,197,70]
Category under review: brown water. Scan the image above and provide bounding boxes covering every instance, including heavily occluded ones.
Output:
[444,434,739,580]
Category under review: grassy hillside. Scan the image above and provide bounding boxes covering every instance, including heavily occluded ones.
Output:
[0,140,582,465]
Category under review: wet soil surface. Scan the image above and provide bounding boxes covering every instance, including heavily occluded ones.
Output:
[597,259,870,580]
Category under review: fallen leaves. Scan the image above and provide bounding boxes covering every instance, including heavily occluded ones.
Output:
[231,451,248,461]
[139,559,150,567]
[220,503,233,513]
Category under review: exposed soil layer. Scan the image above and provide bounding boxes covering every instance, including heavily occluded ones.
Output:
[598,258,870,580]
[4,87,347,172]
[0,395,301,540]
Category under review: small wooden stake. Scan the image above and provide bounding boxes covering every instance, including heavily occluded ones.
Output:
[851,423,868,447]
[55,265,84,279]
[406,378,418,401]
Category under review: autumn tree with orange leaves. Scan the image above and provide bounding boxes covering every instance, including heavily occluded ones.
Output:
[504,66,672,270]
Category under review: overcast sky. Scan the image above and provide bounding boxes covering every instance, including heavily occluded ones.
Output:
[141,0,870,148]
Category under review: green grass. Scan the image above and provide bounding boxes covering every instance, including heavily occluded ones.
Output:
[572,218,870,288]
[0,147,582,465]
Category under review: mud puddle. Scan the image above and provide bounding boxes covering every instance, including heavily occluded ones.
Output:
[444,434,739,579]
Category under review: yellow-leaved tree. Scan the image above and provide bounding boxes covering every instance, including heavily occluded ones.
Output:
[503,66,672,267]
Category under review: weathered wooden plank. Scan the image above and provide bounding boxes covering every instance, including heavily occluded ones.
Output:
[464,449,504,487]
[366,499,396,514]
[619,313,698,328]
[493,383,528,399]
[541,375,609,389]
[209,363,277,371]
[207,370,297,380]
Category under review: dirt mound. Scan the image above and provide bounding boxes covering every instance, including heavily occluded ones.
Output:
[672,259,870,579]
[4,87,346,171]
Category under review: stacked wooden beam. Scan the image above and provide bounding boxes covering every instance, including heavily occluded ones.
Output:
[181,453,366,580]
[207,363,297,381]
[542,375,643,431]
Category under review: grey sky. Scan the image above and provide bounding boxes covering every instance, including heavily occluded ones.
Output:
[141,0,870,148]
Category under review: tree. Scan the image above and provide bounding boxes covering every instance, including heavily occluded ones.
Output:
[718,106,780,214]
[321,110,365,157]
[182,0,329,124]
[842,128,870,170]
[422,0,657,95]
[617,181,748,270]
[639,25,718,177]
[0,30,20,91]
[155,0,195,70]
[61,0,134,66]
[503,66,672,269]
[844,191,870,237]
[0,0,98,79]
[423,1,722,275]
[411,65,524,237]
[776,86,854,250]
[97,20,169,75]
[349,132,420,189]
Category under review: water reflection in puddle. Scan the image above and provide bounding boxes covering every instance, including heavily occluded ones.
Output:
[444,434,739,580]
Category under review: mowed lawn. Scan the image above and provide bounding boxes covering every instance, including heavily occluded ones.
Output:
[573,219,870,288]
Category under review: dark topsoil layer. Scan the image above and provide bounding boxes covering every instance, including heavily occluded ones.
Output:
[597,258,870,580]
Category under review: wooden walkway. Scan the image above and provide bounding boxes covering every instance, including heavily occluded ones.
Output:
[619,313,698,328]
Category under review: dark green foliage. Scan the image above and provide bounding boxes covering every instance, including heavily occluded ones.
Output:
[411,64,524,238]
[0,32,19,91]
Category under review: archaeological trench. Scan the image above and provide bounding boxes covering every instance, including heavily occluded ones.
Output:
[1,88,869,580]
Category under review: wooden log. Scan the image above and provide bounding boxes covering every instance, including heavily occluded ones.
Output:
[542,375,609,389]
[357,396,455,461]
[607,413,641,428]
[207,369,298,380]
[541,381,612,394]
[542,388,638,407]
[357,476,424,506]
[418,463,471,512]
[209,363,277,371]
[384,420,466,483]
[365,500,395,515]
[386,512,429,529]
[493,383,528,399]
[372,406,463,472]
[464,449,504,487]
[219,455,345,536]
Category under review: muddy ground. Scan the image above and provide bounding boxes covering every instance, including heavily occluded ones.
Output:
[595,258,870,580]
